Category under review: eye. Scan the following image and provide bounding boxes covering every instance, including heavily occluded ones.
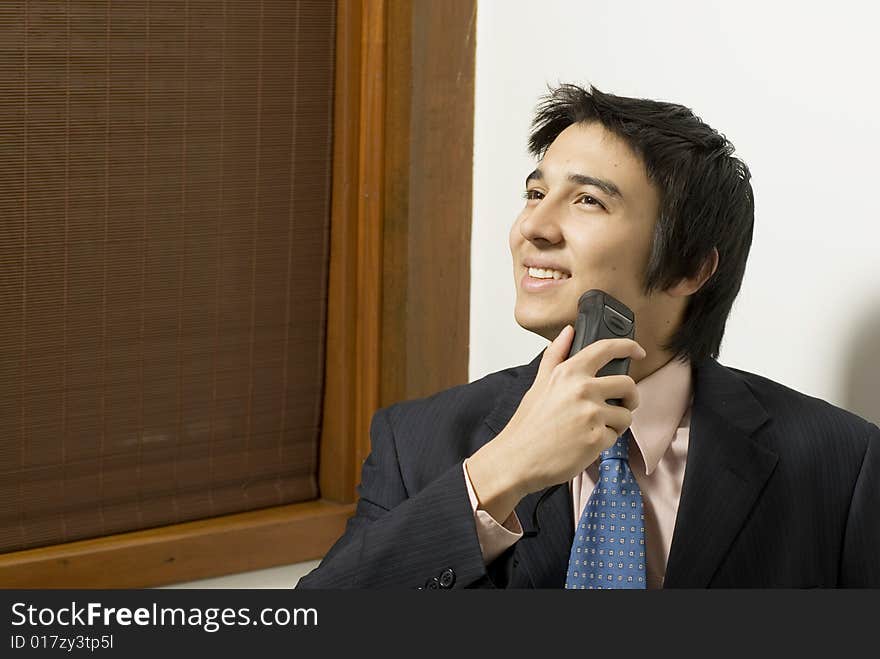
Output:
[523,189,544,202]
[576,194,605,210]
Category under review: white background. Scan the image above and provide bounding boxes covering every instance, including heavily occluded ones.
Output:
[175,0,880,588]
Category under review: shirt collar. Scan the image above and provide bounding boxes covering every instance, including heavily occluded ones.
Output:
[630,356,693,476]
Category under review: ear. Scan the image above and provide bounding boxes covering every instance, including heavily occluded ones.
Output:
[667,247,719,297]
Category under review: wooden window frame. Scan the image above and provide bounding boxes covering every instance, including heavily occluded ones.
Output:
[0,0,475,588]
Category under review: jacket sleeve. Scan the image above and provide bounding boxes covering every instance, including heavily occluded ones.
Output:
[295,405,512,589]
[839,422,880,587]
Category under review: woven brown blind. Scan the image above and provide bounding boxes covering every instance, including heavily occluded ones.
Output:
[0,0,335,554]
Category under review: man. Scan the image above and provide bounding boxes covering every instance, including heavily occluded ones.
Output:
[297,84,879,589]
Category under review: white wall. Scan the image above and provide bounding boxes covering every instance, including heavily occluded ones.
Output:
[471,0,880,426]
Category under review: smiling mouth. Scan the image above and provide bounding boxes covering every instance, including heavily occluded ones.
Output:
[524,266,572,280]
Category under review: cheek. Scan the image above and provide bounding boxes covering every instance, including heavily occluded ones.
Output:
[568,234,646,289]
[567,233,608,270]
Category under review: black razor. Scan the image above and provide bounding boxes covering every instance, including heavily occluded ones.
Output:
[567,289,636,405]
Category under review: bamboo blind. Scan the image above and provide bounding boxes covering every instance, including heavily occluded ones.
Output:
[0,0,335,554]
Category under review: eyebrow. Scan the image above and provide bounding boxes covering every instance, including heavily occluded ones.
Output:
[525,168,623,200]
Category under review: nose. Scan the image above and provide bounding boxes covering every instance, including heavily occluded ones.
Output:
[518,196,563,245]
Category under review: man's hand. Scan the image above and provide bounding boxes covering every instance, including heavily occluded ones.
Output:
[466,324,645,523]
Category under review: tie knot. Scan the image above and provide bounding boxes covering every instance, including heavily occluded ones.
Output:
[599,430,631,463]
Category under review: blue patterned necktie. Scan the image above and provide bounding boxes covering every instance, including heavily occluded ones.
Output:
[565,429,646,589]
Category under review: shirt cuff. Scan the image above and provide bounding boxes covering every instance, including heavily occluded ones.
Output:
[462,459,523,565]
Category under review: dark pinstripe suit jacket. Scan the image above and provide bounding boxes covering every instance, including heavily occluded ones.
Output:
[296,352,880,588]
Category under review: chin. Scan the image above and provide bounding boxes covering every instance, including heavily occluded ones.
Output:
[514,305,567,342]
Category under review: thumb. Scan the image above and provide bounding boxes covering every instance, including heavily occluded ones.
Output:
[536,324,574,382]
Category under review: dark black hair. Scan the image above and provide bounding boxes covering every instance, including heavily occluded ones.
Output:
[528,83,754,364]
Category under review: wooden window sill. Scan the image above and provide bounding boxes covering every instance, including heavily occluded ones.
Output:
[0,500,354,588]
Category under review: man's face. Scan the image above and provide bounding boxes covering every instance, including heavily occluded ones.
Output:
[509,121,663,343]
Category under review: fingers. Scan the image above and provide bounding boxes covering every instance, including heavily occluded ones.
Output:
[567,337,646,376]
[600,402,634,439]
[591,374,640,411]
[536,324,574,382]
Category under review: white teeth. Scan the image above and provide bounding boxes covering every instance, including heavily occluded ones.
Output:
[528,267,570,280]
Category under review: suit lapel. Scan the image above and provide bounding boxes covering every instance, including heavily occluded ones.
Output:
[512,484,574,587]
[483,350,574,587]
[482,351,542,439]
[663,358,778,587]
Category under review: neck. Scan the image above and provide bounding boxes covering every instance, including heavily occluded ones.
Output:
[630,348,676,383]
[629,294,687,382]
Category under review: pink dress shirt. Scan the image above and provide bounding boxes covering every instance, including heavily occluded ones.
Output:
[463,357,693,589]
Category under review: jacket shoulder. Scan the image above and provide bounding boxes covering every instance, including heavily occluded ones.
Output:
[381,360,526,430]
[369,358,535,492]
[724,364,879,438]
